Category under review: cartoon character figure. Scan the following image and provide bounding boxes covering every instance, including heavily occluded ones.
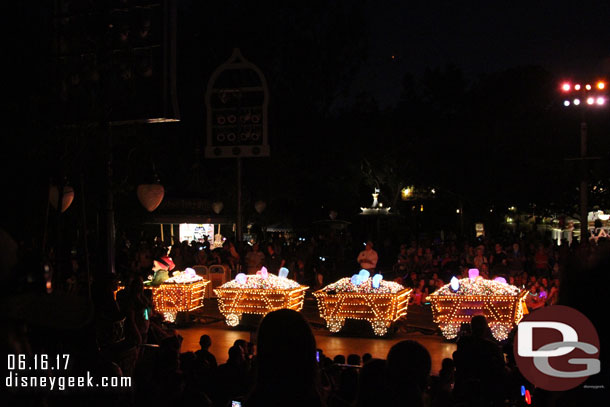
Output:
[150,255,175,285]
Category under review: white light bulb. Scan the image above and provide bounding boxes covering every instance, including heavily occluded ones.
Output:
[563,100,570,106]
[573,98,581,105]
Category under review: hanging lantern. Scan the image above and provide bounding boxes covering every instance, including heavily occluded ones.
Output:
[49,185,75,212]
[254,200,266,214]
[212,201,224,214]
[137,184,165,212]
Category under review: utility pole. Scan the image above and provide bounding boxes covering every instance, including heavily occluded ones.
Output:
[579,121,588,242]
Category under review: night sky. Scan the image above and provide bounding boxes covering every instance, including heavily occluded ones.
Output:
[2,0,610,240]
[351,1,610,107]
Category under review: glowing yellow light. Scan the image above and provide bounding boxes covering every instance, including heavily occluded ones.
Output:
[401,187,413,200]
[214,285,308,326]
[426,278,527,341]
[420,204,424,212]
[149,280,209,314]
[597,81,606,90]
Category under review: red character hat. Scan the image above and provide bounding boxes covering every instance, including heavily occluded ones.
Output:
[154,255,175,271]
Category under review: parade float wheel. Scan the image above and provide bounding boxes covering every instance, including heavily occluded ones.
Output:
[225,313,241,327]
[327,318,345,333]
[489,323,511,341]
[162,312,178,323]
[371,320,389,336]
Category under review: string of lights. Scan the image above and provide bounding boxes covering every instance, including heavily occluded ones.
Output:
[214,273,308,326]
[314,278,411,336]
[427,276,527,340]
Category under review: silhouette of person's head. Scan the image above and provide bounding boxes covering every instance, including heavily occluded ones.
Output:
[234,338,247,352]
[227,345,244,365]
[387,340,431,391]
[471,315,490,338]
[357,358,387,407]
[362,353,372,364]
[250,309,319,405]
[333,354,346,364]
[199,334,211,349]
[347,354,361,366]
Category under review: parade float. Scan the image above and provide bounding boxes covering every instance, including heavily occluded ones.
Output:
[145,267,209,322]
[313,270,411,336]
[426,269,527,340]
[214,267,308,326]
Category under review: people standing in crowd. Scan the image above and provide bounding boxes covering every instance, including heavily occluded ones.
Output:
[386,340,432,407]
[396,244,409,274]
[357,240,378,273]
[472,245,488,271]
[453,315,505,406]
[265,243,285,274]
[245,243,266,274]
[246,309,322,407]
[533,243,549,277]
[195,334,217,369]
[489,242,508,276]
[215,345,250,406]
[507,242,525,275]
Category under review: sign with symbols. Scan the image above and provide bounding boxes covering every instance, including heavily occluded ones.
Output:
[205,49,270,158]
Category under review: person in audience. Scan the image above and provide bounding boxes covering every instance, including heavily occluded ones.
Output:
[386,340,432,407]
[453,315,505,406]
[245,243,266,274]
[246,309,322,407]
[356,359,387,407]
[357,240,379,273]
[195,334,217,369]
[525,284,545,311]
[347,354,361,366]
[215,345,250,406]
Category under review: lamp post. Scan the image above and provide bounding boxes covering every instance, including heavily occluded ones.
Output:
[561,80,607,242]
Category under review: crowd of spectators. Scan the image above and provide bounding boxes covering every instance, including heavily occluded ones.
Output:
[5,225,609,406]
[391,236,605,310]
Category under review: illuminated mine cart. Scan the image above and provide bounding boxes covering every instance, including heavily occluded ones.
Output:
[313,288,411,336]
[427,290,527,341]
[214,285,309,326]
[149,280,209,322]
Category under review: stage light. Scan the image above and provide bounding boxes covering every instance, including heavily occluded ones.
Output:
[587,97,595,105]
[597,81,605,90]
[573,98,581,105]
[563,100,570,106]
[561,83,571,91]
[574,84,581,90]
[585,84,592,90]
[596,97,605,105]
